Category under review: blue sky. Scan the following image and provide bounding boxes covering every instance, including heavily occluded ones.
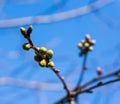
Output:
[0,0,120,104]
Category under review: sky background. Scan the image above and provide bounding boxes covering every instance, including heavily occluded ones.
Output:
[0,0,120,104]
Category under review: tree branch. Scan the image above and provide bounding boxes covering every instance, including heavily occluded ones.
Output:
[22,29,70,95]
[79,77,120,94]
[56,69,120,104]
[81,69,120,88]
[51,68,70,94]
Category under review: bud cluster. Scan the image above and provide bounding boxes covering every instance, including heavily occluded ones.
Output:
[78,34,96,56]
[20,26,55,68]
[34,47,55,68]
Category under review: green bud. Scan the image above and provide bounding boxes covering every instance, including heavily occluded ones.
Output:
[20,27,27,37]
[39,47,47,55]
[22,43,31,50]
[39,59,47,67]
[27,25,33,35]
[20,27,26,34]
[46,50,54,59]
[48,61,55,68]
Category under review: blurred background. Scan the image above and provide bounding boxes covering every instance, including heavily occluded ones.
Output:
[0,0,120,104]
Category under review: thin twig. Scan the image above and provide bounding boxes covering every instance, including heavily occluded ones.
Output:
[79,77,120,94]
[27,36,39,52]
[77,54,88,86]
[21,27,120,104]
[51,68,70,94]
[81,69,120,88]
[56,69,120,104]
[56,77,120,104]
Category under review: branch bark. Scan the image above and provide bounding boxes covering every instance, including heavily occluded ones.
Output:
[56,69,120,104]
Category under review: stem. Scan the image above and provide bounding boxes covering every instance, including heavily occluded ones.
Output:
[56,69,120,104]
[56,78,120,104]
[51,68,70,94]
[24,34,70,95]
[26,36,70,94]
[81,69,120,88]
[77,54,88,86]
[79,77,120,94]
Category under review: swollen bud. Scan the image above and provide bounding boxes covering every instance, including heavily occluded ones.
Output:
[39,59,47,67]
[46,50,54,59]
[27,25,33,35]
[81,40,85,45]
[22,43,31,50]
[78,43,83,49]
[39,47,47,55]
[20,27,27,38]
[84,42,90,47]
[48,61,55,68]
[90,40,96,45]
[88,46,93,51]
[85,34,91,41]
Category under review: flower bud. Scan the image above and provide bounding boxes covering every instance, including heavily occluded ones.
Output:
[39,59,47,67]
[20,27,27,38]
[22,43,31,50]
[48,61,55,67]
[88,46,93,51]
[84,42,90,47]
[90,40,96,45]
[46,50,54,59]
[85,34,91,41]
[81,40,85,45]
[39,47,47,55]
[78,43,83,49]
[27,25,33,35]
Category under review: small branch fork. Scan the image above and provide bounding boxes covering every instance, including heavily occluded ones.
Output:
[20,27,120,104]
[56,69,120,104]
